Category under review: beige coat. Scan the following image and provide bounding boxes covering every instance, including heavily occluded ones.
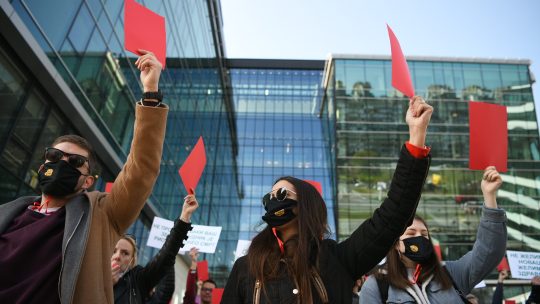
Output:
[0,103,168,303]
[72,104,169,303]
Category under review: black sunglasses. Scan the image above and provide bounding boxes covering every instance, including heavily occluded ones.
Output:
[262,187,297,208]
[45,147,89,169]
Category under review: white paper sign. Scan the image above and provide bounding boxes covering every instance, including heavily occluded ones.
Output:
[147,216,174,249]
[507,250,540,279]
[474,280,486,289]
[147,216,222,254]
[181,225,222,254]
[234,240,251,261]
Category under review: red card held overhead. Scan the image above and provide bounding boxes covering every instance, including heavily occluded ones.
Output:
[197,260,209,281]
[304,180,323,196]
[497,256,510,272]
[387,24,415,98]
[124,0,166,68]
[179,136,207,195]
[468,102,508,172]
[105,182,114,193]
[211,288,224,304]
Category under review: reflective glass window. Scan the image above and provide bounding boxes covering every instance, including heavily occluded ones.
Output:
[68,4,94,53]
[11,90,48,147]
[22,0,81,49]
[0,48,27,139]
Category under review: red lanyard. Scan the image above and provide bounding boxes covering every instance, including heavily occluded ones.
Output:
[410,264,422,284]
[272,227,285,254]
[32,199,51,214]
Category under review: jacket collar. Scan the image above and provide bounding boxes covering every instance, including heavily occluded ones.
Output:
[0,196,40,233]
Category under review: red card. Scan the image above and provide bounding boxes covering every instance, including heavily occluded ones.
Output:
[179,136,207,195]
[197,260,209,281]
[211,288,224,304]
[504,301,516,304]
[105,182,113,193]
[387,24,415,98]
[124,0,166,68]
[468,102,508,172]
[497,256,510,272]
[304,180,323,196]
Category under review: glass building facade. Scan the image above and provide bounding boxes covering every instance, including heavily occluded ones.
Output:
[0,0,241,284]
[321,55,540,300]
[2,0,539,300]
[227,59,336,244]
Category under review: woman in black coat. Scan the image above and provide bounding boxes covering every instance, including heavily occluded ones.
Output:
[111,194,199,304]
[222,97,434,304]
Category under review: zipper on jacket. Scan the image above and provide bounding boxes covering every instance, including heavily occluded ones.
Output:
[253,280,261,304]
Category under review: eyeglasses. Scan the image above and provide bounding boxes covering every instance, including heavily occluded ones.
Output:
[201,287,213,293]
[45,147,89,169]
[262,186,297,208]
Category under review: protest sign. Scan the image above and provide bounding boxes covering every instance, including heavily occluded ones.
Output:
[507,250,540,279]
[124,0,166,67]
[179,136,207,195]
[147,217,222,254]
[387,24,414,98]
[469,101,508,172]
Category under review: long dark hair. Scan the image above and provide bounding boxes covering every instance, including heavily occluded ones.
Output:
[247,176,330,303]
[376,215,452,290]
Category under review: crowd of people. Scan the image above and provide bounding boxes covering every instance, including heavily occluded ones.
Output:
[0,51,538,304]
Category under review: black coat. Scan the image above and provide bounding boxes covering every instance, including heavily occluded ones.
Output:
[222,145,431,304]
[114,219,192,304]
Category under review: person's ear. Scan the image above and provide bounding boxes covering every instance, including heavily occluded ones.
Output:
[83,175,95,190]
[395,239,404,253]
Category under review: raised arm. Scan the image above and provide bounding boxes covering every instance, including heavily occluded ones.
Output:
[446,166,507,294]
[526,276,540,304]
[136,195,199,295]
[183,247,200,304]
[103,50,169,232]
[334,96,433,279]
[491,270,509,304]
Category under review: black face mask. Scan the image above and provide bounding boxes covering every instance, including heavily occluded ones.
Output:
[262,198,298,228]
[402,236,434,264]
[38,160,83,197]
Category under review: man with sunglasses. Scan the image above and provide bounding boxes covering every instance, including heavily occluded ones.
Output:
[0,50,168,304]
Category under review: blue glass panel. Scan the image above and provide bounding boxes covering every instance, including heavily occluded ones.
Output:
[68,4,94,53]
[22,0,81,49]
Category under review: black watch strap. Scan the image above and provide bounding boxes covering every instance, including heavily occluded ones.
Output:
[141,99,161,107]
[142,90,163,103]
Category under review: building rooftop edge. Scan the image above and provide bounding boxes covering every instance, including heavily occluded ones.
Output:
[328,54,531,65]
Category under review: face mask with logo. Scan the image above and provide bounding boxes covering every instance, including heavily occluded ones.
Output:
[262,198,298,227]
[38,160,82,197]
[401,235,434,264]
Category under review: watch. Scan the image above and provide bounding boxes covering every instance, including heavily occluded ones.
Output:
[141,90,163,106]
